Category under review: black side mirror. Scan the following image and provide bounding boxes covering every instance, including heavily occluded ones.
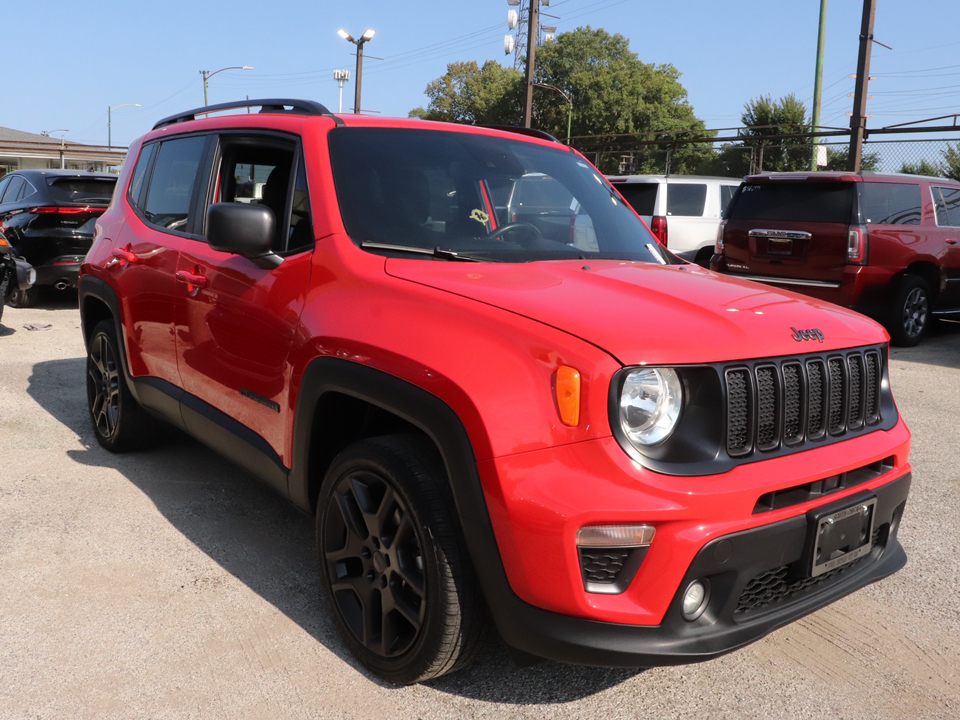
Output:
[206,202,283,269]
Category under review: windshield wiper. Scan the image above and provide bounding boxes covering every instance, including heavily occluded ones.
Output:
[360,242,493,262]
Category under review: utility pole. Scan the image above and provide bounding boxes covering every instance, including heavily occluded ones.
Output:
[523,0,539,128]
[810,0,828,170]
[847,0,877,172]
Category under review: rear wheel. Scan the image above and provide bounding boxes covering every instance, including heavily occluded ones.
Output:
[6,284,38,309]
[86,320,162,451]
[887,275,931,347]
[316,435,485,684]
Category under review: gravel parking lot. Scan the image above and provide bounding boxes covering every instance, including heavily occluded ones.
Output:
[2,295,959,719]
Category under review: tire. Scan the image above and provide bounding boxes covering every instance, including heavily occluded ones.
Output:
[86,319,162,451]
[6,284,38,309]
[316,435,486,684]
[887,275,931,347]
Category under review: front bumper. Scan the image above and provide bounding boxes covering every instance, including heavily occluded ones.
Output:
[488,472,908,667]
[475,424,911,666]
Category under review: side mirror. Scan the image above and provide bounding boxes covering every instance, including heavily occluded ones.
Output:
[206,202,283,269]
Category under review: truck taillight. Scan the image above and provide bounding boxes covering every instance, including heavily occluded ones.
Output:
[650,215,667,246]
[715,220,727,254]
[847,225,868,265]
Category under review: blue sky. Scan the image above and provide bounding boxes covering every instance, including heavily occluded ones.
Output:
[7,0,960,147]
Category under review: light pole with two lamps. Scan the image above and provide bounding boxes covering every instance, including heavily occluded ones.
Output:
[534,83,572,145]
[337,29,375,114]
[108,104,140,150]
[200,65,254,106]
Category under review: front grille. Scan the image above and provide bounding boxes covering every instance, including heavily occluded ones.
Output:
[724,348,883,458]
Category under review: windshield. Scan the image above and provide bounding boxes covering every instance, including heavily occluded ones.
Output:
[328,127,670,264]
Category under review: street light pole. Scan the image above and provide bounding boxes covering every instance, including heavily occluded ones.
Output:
[108,103,140,150]
[200,65,254,106]
[523,0,540,128]
[338,29,375,114]
[534,83,572,144]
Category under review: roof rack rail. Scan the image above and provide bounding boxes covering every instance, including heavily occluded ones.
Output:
[153,98,332,130]
[479,125,561,143]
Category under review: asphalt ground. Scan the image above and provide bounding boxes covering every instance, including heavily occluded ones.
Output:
[2,293,959,719]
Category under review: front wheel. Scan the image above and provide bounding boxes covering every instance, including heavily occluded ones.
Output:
[316,435,486,684]
[887,275,931,347]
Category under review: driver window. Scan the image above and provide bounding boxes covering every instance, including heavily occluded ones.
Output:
[215,140,313,253]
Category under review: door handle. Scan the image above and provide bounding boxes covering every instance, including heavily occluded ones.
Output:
[175,270,208,289]
[947,239,957,245]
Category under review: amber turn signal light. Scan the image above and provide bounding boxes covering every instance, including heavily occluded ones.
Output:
[555,365,581,427]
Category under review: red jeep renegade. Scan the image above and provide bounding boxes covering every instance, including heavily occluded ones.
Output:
[79,100,912,684]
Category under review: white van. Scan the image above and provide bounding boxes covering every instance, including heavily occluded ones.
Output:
[606,175,741,266]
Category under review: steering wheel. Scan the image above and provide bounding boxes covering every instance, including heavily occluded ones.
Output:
[484,222,543,243]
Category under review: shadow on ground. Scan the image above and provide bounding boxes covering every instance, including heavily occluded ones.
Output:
[26,356,641,702]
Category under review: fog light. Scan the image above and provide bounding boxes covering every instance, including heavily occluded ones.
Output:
[681,580,709,621]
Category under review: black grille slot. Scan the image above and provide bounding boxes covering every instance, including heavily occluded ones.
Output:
[806,359,826,440]
[782,362,803,445]
[723,347,885,459]
[755,365,780,451]
[725,369,752,456]
[847,354,864,430]
[828,357,846,435]
[865,351,880,422]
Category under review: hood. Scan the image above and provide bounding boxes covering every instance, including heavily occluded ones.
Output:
[385,259,887,365]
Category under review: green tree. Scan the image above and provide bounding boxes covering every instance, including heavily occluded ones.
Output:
[409,60,523,125]
[941,143,960,181]
[411,27,712,173]
[736,94,812,173]
[824,146,880,172]
[898,159,943,177]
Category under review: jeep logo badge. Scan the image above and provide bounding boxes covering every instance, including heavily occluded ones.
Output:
[792,327,824,343]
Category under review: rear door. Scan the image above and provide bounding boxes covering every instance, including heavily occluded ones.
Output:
[723,180,856,283]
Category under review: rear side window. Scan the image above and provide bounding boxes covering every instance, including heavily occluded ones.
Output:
[933,186,960,227]
[728,183,855,223]
[666,184,706,216]
[48,177,116,204]
[141,136,207,230]
[720,184,738,214]
[614,183,658,215]
[1,176,26,203]
[858,183,922,225]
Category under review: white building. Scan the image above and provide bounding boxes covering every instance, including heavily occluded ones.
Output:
[0,126,128,176]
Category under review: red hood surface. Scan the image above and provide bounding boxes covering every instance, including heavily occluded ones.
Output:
[385,259,887,365]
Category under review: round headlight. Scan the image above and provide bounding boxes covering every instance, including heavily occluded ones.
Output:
[619,367,682,446]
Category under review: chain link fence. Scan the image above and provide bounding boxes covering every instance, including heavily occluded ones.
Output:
[573,130,960,180]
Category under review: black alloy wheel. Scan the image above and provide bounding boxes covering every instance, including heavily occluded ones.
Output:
[86,320,160,451]
[317,435,485,684]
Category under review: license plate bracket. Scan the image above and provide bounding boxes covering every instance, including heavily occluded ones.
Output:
[808,496,877,578]
[767,238,793,255]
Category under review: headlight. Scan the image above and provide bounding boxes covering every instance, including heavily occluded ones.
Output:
[619,368,683,446]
